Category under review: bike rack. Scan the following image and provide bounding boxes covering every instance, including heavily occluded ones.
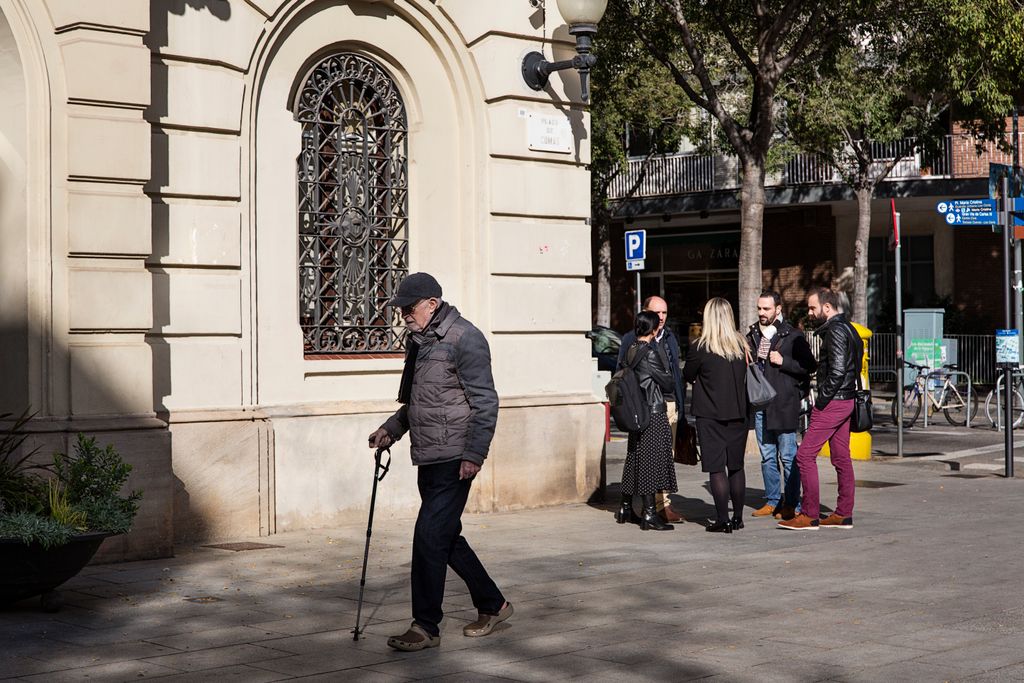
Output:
[923,369,973,428]
[990,370,1024,432]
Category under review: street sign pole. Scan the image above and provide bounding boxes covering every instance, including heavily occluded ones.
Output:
[893,203,904,458]
[1014,110,1022,363]
[635,271,641,314]
[1003,175,1015,478]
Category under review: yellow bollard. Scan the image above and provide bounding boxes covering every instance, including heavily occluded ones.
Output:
[820,322,872,460]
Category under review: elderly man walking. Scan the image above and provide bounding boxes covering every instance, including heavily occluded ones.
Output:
[368,273,511,651]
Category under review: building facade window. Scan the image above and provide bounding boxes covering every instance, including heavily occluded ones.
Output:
[294,53,409,356]
[867,235,935,329]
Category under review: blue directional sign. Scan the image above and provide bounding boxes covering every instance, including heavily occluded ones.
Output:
[935,199,998,225]
[1013,198,1024,228]
[624,229,646,260]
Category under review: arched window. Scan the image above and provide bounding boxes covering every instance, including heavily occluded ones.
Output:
[295,53,408,356]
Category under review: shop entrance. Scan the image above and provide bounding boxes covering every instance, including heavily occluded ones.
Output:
[640,229,741,341]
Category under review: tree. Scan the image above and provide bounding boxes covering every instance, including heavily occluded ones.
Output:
[590,6,689,327]
[611,0,874,327]
[785,0,1024,324]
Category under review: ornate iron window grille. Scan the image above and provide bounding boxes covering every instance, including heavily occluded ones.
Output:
[295,53,409,355]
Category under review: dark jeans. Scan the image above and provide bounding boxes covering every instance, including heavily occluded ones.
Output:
[412,459,504,637]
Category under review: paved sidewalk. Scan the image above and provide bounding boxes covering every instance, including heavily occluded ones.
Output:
[3,443,1024,682]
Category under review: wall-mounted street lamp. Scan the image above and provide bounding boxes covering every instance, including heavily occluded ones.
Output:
[521,0,608,103]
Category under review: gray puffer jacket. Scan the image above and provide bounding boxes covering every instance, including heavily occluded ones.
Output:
[381,302,499,466]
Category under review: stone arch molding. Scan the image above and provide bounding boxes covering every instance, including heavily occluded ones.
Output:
[0,0,59,415]
[242,0,490,406]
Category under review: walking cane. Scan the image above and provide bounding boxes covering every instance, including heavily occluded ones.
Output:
[352,446,391,641]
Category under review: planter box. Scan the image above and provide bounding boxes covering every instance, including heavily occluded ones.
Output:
[0,532,109,609]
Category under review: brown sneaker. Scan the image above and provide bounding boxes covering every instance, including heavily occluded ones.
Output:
[752,503,776,517]
[773,504,796,520]
[661,507,684,523]
[387,622,440,651]
[777,513,820,531]
[819,513,853,529]
[463,602,513,637]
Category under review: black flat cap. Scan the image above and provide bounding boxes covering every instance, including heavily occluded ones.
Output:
[388,272,443,307]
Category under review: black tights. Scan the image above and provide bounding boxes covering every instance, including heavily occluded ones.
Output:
[708,468,745,523]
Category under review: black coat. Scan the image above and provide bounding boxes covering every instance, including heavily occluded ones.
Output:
[618,328,686,408]
[625,341,676,410]
[746,320,817,432]
[683,343,748,421]
[814,313,863,410]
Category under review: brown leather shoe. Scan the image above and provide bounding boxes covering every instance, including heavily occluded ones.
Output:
[819,513,853,529]
[777,513,820,531]
[660,507,684,523]
[773,504,796,521]
[752,503,776,517]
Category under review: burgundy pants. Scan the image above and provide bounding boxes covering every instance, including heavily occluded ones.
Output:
[796,399,855,519]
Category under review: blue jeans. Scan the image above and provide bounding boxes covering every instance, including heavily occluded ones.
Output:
[754,410,800,507]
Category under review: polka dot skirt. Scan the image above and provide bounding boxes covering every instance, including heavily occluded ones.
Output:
[621,411,677,496]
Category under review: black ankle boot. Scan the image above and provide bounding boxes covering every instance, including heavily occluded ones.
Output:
[706,519,733,533]
[639,495,673,531]
[614,494,637,524]
[731,517,744,530]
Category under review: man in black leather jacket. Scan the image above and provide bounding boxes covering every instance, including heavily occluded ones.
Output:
[779,288,863,532]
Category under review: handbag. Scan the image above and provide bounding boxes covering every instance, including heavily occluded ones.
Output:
[674,418,699,466]
[745,348,777,408]
[850,374,873,433]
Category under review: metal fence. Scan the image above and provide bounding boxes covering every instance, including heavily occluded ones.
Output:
[608,132,1024,200]
[807,331,997,385]
[869,332,997,385]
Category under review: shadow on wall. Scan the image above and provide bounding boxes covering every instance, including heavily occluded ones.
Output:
[0,322,174,562]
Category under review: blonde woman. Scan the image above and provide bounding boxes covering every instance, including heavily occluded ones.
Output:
[683,298,749,533]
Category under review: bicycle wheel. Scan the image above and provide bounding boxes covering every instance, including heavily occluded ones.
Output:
[984,387,1024,429]
[943,382,979,426]
[891,386,921,427]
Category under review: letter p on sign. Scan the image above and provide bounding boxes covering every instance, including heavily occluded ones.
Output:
[624,229,646,261]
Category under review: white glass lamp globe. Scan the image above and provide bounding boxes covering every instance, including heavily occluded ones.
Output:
[555,0,608,25]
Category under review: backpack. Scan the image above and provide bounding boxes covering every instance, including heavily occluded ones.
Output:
[605,345,651,433]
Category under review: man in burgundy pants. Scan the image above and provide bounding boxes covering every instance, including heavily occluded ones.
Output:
[779,288,863,531]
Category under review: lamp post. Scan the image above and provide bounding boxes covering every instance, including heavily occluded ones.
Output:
[521,0,608,102]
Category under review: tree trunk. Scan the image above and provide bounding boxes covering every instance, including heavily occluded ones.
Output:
[595,220,611,327]
[737,159,766,330]
[852,186,872,325]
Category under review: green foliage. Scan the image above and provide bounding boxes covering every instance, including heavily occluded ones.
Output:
[0,425,141,547]
[590,1,692,208]
[0,409,48,515]
[53,434,141,536]
[48,479,87,531]
[0,511,74,549]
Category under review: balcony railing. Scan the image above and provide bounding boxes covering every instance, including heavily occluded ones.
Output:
[608,133,1024,200]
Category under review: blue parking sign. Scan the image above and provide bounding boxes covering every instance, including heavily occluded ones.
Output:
[624,229,646,261]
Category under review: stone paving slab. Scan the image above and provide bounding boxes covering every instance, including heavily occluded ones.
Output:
[4,439,1024,681]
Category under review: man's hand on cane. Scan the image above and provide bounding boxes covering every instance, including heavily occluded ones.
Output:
[368,428,393,451]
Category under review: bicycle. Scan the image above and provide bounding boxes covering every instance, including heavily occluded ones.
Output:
[891,360,977,427]
[983,368,1024,430]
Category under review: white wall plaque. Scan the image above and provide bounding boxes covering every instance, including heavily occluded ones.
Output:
[527,112,573,154]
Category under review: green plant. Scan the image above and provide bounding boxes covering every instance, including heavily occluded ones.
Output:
[0,409,48,514]
[48,479,87,531]
[0,510,74,549]
[0,426,142,547]
[53,434,141,536]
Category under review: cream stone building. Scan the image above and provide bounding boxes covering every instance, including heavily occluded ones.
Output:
[0,0,603,560]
